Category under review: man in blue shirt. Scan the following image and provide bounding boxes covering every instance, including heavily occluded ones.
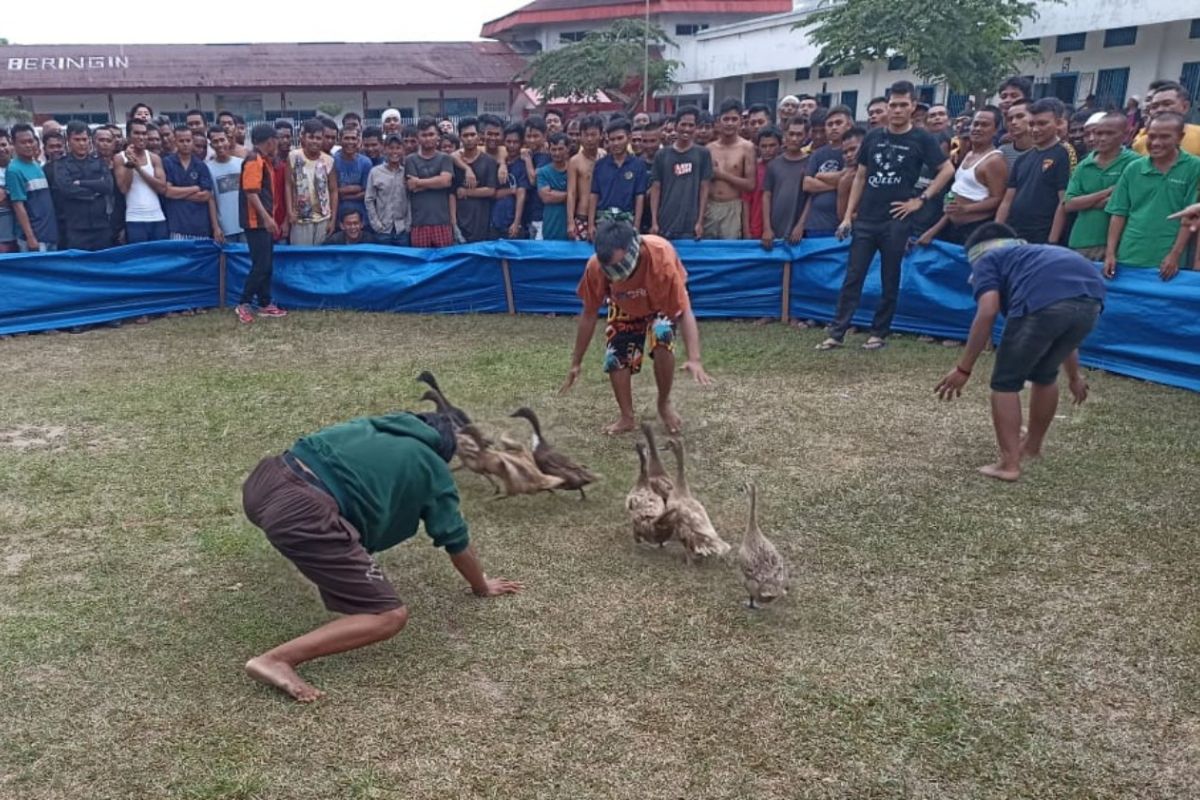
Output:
[162,127,221,241]
[334,127,373,229]
[6,124,58,251]
[491,124,527,239]
[588,119,649,234]
[935,222,1106,482]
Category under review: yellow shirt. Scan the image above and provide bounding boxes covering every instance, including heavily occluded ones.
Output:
[1132,123,1200,157]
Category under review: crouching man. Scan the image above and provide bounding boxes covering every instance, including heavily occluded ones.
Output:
[561,217,713,435]
[935,222,1106,481]
[241,411,522,702]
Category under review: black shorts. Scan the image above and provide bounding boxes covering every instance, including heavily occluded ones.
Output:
[242,454,402,615]
[991,297,1101,392]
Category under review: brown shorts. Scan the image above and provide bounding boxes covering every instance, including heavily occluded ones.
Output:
[242,454,402,615]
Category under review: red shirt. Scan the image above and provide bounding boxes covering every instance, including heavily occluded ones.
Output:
[577,234,690,319]
[271,157,289,238]
[743,160,768,239]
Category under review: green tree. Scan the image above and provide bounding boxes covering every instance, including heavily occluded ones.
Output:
[799,0,1052,105]
[0,36,31,123]
[521,19,681,113]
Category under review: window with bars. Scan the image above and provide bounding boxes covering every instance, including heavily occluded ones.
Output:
[795,67,811,81]
[675,24,709,35]
[818,64,834,78]
[841,62,861,76]
[1103,27,1137,47]
[1056,33,1086,52]
[839,90,858,117]
[1192,19,1200,38]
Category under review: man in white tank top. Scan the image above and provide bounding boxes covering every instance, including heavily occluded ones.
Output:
[113,119,168,243]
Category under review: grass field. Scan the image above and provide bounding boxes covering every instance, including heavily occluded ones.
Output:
[2,311,1198,800]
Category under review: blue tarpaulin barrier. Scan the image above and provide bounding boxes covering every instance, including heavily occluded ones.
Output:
[2,239,1197,393]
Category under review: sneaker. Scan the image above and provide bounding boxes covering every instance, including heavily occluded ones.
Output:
[258,304,288,318]
[235,303,255,324]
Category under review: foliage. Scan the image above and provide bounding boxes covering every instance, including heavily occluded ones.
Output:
[0,96,32,124]
[521,19,681,111]
[800,0,1052,101]
[315,102,344,118]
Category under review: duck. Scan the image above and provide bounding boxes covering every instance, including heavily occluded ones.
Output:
[510,407,597,499]
[639,423,673,500]
[459,425,564,498]
[627,442,671,546]
[737,482,789,609]
[653,439,731,562]
[417,371,471,429]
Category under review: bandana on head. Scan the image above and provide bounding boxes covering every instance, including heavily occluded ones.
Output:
[967,237,1025,266]
[599,214,641,283]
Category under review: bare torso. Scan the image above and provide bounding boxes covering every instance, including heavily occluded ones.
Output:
[707,138,755,202]
[569,150,599,217]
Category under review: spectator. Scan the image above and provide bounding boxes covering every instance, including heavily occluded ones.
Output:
[1063,112,1138,261]
[998,99,1033,170]
[401,125,419,157]
[632,112,651,128]
[217,111,248,158]
[661,119,676,148]
[589,119,649,236]
[365,133,411,246]
[0,128,16,253]
[41,129,66,165]
[818,81,953,351]
[520,115,551,239]
[536,132,571,240]
[479,114,507,171]
[6,124,59,252]
[997,76,1031,116]
[800,105,853,237]
[145,126,163,156]
[453,116,499,243]
[1068,110,1092,158]
[695,111,715,147]
[564,115,602,241]
[705,98,756,240]
[866,97,888,129]
[93,127,125,244]
[286,118,338,246]
[913,102,930,129]
[1041,97,1079,170]
[491,123,527,240]
[1132,83,1200,157]
[1124,97,1143,144]
[271,122,293,241]
[319,117,338,155]
[334,127,373,229]
[544,109,565,135]
[323,209,376,245]
[926,104,950,135]
[1105,113,1200,280]
[834,128,866,226]
[777,95,800,130]
[155,117,177,157]
[804,107,828,154]
[566,117,582,154]
[797,95,819,119]
[917,107,1008,246]
[996,99,1071,244]
[381,109,402,138]
[761,117,810,249]
[50,120,116,251]
[162,127,221,244]
[640,121,661,167]
[404,116,455,248]
[746,103,773,141]
[438,134,459,155]
[650,106,713,240]
[115,119,169,244]
[206,127,246,243]
[341,112,362,134]
[743,125,780,241]
[234,116,248,149]
[909,131,954,239]
[235,123,285,323]
[184,110,213,160]
[41,130,68,237]
[361,126,384,167]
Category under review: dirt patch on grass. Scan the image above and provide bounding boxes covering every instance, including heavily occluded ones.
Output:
[0,425,66,452]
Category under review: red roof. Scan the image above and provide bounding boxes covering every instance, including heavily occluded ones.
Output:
[481,0,792,38]
[0,42,527,93]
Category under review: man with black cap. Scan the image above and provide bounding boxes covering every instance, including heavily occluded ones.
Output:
[561,216,714,435]
[240,411,522,702]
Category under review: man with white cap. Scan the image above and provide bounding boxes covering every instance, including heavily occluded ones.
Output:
[1063,112,1137,261]
[777,95,800,130]
[381,109,403,138]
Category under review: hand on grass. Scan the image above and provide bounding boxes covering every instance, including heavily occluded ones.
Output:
[935,368,969,400]
[475,577,524,597]
[559,364,581,395]
[682,360,714,386]
[1068,374,1089,405]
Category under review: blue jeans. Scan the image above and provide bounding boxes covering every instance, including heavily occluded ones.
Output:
[375,231,411,247]
[126,220,168,244]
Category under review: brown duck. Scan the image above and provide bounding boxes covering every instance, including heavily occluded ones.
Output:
[737,482,789,609]
[627,442,670,545]
[459,424,564,498]
[654,438,731,562]
[510,407,597,499]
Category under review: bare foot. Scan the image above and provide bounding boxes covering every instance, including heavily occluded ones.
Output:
[658,402,683,435]
[603,417,638,436]
[245,656,326,703]
[978,463,1021,482]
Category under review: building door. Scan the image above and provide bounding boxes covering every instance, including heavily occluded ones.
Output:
[744,79,779,111]
[918,85,936,106]
[839,90,858,117]
[1182,62,1200,121]
[1049,73,1078,106]
[1094,68,1129,111]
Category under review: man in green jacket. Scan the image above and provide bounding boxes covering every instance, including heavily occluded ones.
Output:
[241,411,522,702]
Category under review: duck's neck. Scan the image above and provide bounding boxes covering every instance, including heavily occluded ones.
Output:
[674,446,689,493]
[747,487,759,537]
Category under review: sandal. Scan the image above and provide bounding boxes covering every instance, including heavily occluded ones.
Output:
[862,337,887,351]
[815,338,843,351]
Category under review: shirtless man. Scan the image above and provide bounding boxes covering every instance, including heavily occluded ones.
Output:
[704,98,757,239]
[566,115,604,241]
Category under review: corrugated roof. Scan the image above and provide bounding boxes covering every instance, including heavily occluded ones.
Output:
[0,42,527,92]
[482,0,792,38]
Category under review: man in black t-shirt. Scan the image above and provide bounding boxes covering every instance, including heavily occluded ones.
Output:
[818,82,955,350]
[650,106,714,240]
[452,117,500,243]
[995,99,1072,245]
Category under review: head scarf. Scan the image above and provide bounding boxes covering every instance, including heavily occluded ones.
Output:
[413,412,458,463]
[967,237,1026,266]
[596,211,641,282]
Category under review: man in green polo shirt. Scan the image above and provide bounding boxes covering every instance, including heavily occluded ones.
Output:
[240,411,523,702]
[1104,113,1200,280]
[1063,112,1139,261]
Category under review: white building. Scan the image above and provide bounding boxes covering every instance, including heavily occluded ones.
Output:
[666,0,1200,119]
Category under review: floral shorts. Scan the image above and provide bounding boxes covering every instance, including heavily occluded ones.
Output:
[603,306,676,374]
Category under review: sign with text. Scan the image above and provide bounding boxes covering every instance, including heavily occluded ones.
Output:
[7,55,130,71]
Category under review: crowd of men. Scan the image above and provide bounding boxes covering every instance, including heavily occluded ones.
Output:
[1,76,1197,327]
